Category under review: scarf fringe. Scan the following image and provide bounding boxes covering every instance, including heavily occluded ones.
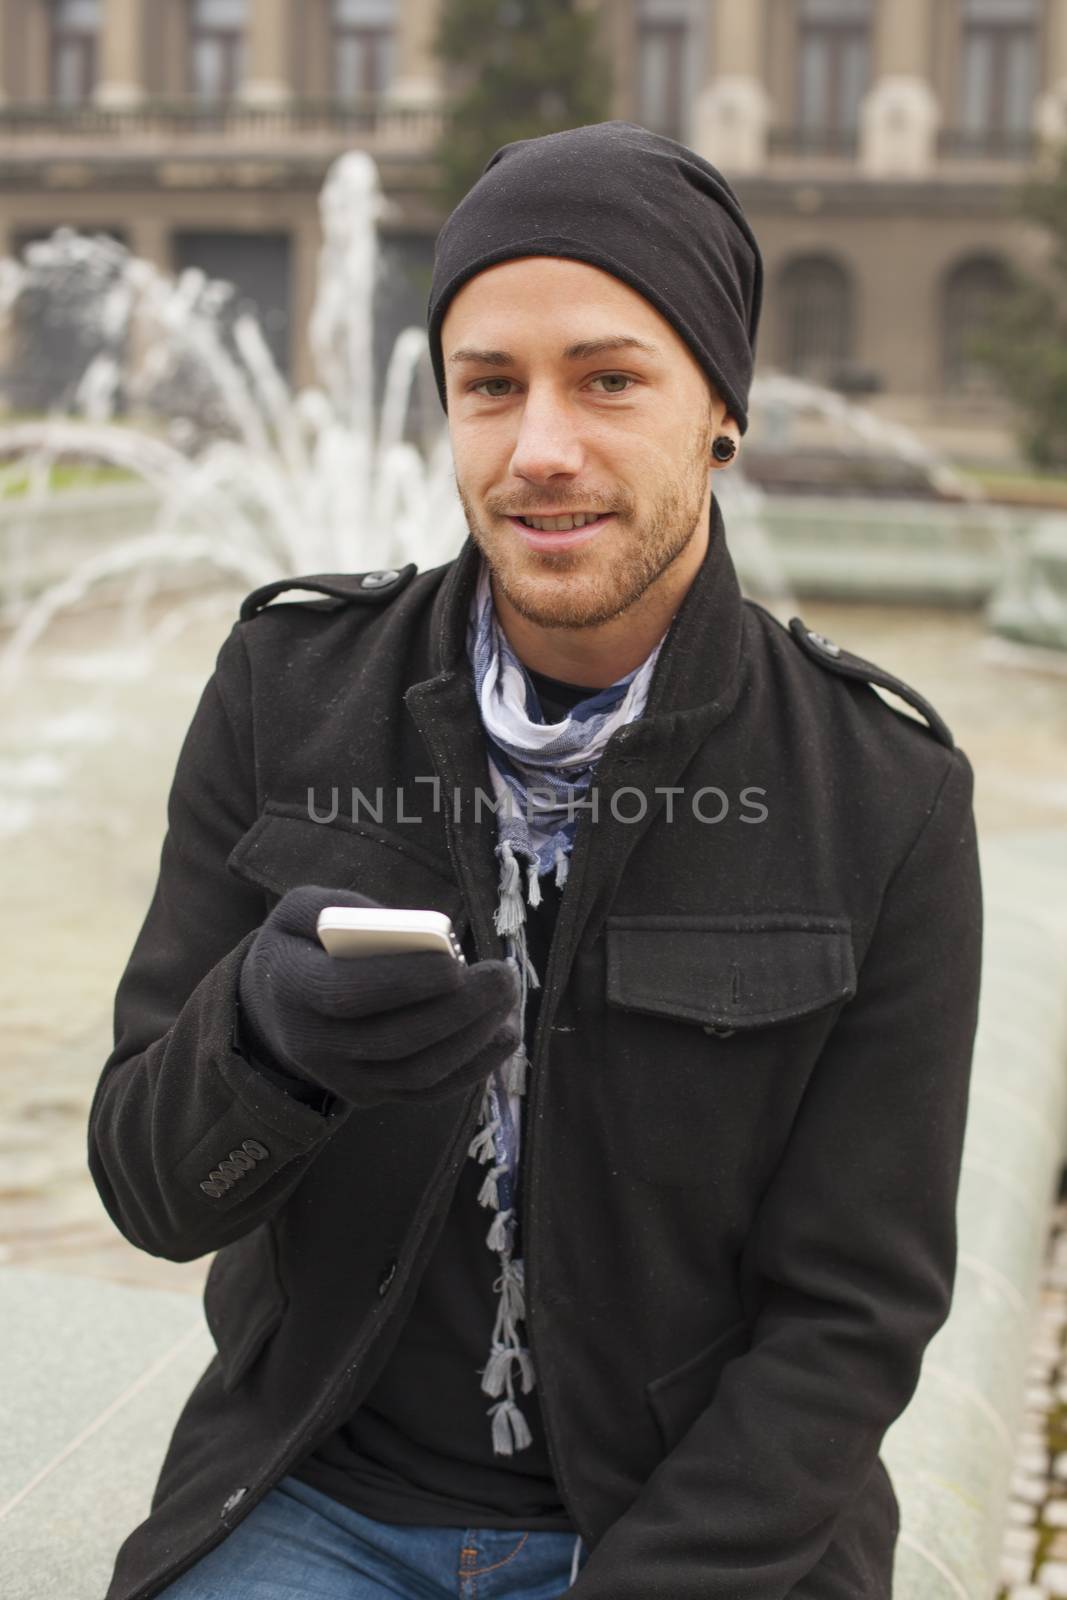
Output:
[525,858,542,907]
[477,1162,507,1210]
[485,1207,514,1251]
[501,1047,528,1096]
[467,1119,500,1164]
[464,559,664,1458]
[488,1397,533,1455]
[481,1340,535,1397]
[493,839,526,938]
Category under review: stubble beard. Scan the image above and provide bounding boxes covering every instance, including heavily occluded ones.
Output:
[458,410,715,632]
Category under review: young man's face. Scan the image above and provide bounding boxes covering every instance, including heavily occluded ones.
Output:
[441,256,736,633]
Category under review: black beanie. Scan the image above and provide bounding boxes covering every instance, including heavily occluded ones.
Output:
[426,120,764,434]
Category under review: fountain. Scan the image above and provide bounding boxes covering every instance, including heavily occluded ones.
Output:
[0,152,477,686]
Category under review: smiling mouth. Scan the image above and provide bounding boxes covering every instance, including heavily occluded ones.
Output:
[505,512,615,551]
[510,513,609,530]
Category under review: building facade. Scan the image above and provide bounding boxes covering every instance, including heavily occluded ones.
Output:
[0,0,1063,454]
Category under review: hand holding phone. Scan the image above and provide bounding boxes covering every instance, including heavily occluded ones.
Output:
[316,906,466,964]
[238,886,518,1109]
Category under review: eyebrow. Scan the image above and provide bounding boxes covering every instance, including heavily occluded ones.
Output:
[446,335,663,369]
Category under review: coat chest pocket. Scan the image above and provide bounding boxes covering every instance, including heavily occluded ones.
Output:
[203,1221,287,1393]
[646,1318,751,1456]
[602,914,856,1187]
[226,801,470,940]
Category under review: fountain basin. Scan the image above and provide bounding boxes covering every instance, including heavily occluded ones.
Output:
[0,482,161,617]
[757,492,1021,607]
[986,515,1067,651]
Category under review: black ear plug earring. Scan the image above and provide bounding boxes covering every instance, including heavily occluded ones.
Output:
[712,435,737,464]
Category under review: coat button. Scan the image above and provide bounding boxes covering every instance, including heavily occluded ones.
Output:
[806,629,841,658]
[220,1487,248,1517]
[377,1259,398,1295]
[362,569,399,589]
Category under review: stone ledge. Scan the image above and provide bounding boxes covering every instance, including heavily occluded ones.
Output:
[886,829,1067,1597]
[0,1267,211,1600]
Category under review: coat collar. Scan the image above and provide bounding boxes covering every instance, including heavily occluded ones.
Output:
[404,498,748,968]
[425,494,745,719]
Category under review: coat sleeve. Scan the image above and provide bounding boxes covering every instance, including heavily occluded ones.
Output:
[571,746,983,1600]
[87,621,354,1265]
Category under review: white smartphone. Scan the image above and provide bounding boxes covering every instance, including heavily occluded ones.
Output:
[316,906,466,964]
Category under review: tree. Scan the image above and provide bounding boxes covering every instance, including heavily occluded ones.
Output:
[969,145,1067,469]
[429,0,615,215]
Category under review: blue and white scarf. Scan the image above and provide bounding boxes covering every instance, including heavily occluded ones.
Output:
[464,556,665,1459]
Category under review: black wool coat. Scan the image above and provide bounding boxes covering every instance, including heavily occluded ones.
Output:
[89,503,983,1600]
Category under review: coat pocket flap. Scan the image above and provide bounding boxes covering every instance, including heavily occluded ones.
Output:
[646,1318,751,1455]
[226,802,469,935]
[605,914,856,1029]
[203,1222,287,1394]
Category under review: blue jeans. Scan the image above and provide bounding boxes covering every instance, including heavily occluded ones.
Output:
[156,1475,589,1598]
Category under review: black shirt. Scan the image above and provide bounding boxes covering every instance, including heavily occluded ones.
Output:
[291,664,593,1528]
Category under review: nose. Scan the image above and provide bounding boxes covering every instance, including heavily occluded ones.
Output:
[509,385,585,483]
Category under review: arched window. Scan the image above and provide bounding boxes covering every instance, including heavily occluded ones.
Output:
[942,255,1013,394]
[779,255,855,384]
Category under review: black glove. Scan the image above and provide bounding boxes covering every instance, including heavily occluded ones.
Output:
[237,885,521,1108]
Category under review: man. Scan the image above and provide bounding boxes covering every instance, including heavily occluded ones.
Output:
[90,122,982,1600]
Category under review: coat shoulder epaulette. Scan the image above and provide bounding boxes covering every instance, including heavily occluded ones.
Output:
[787,616,954,749]
[237,563,418,622]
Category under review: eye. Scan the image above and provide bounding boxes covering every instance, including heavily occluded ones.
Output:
[468,373,637,398]
[470,377,515,398]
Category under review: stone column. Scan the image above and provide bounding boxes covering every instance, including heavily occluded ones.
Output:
[0,0,9,105]
[127,215,172,275]
[693,0,770,174]
[603,0,637,122]
[388,0,443,107]
[1037,0,1067,152]
[1048,0,1067,87]
[291,210,321,391]
[242,0,294,106]
[95,0,147,108]
[157,0,187,96]
[860,0,939,176]
[871,0,930,77]
[20,0,50,102]
[301,0,333,98]
[123,216,173,413]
